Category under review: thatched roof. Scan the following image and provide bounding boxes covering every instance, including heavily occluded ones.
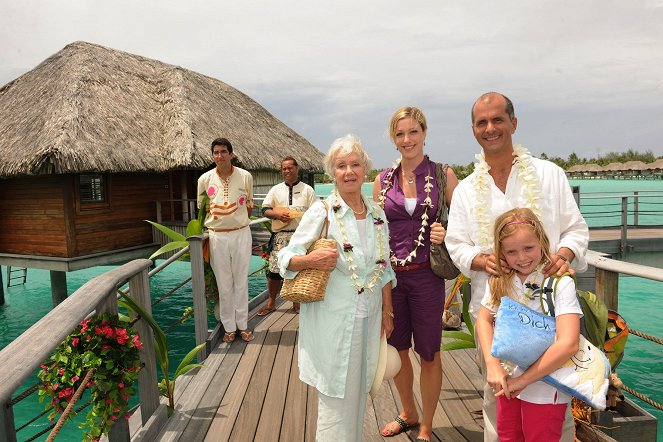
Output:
[645,159,663,170]
[621,161,647,171]
[566,163,602,173]
[0,41,324,178]
[602,162,623,172]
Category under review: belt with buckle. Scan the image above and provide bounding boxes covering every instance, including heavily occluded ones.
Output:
[392,260,430,272]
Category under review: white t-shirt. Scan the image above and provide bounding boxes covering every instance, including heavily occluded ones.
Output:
[481,271,583,405]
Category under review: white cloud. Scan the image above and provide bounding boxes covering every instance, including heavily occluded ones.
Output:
[1,0,662,167]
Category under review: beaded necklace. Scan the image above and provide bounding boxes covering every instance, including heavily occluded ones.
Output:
[332,190,388,294]
[378,158,434,266]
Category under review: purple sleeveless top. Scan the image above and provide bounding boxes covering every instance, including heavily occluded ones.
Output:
[380,156,440,265]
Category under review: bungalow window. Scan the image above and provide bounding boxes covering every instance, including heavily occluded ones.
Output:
[79,174,106,203]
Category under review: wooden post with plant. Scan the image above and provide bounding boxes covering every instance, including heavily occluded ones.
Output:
[127,268,160,422]
[189,233,210,362]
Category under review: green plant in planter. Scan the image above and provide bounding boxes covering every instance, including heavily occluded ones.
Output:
[441,277,476,351]
[37,313,142,441]
[119,291,205,416]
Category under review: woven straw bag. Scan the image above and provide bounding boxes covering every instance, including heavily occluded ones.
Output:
[281,202,337,303]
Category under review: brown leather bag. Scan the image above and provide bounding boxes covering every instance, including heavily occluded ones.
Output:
[429,163,460,280]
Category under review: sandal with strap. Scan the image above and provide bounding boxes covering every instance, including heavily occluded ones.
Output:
[381,415,419,437]
[240,330,255,342]
[223,331,236,343]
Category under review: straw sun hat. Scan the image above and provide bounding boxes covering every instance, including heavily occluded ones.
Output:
[370,334,402,398]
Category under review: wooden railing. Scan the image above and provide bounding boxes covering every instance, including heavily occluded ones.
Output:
[586,250,663,310]
[0,260,161,442]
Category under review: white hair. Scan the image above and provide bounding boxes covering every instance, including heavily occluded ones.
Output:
[323,134,373,178]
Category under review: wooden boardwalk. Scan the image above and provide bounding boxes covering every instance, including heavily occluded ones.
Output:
[146,300,485,442]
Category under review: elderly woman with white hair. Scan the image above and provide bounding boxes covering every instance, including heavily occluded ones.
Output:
[279,134,396,441]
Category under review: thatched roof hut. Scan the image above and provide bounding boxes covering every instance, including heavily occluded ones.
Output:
[0,41,324,178]
[621,161,647,171]
[644,159,663,171]
[0,41,324,276]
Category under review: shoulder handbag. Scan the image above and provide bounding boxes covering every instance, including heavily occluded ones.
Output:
[281,201,338,303]
[429,163,460,280]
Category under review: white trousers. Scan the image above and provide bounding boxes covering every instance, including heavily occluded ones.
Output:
[316,316,368,442]
[209,227,252,332]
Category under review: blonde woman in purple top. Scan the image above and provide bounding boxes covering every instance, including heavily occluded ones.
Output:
[372,106,458,442]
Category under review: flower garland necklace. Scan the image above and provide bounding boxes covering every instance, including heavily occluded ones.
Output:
[333,189,388,294]
[472,144,542,252]
[378,157,434,266]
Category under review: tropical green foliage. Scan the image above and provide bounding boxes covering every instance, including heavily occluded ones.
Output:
[441,278,476,351]
[119,291,205,416]
[37,313,142,441]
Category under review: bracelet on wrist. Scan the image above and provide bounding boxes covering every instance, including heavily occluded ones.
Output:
[382,310,394,318]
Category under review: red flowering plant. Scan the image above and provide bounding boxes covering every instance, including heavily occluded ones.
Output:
[37,312,143,441]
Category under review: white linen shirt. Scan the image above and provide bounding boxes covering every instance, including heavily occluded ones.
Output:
[446,156,589,320]
[481,272,583,404]
[278,195,397,398]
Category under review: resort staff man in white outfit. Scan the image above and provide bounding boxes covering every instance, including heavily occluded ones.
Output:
[197,137,255,344]
[259,156,316,316]
[445,92,589,442]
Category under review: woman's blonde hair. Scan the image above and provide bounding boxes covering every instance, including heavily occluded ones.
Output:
[388,106,428,142]
[487,208,552,308]
[323,134,372,179]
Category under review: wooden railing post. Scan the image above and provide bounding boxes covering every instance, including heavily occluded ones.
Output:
[0,401,17,442]
[156,201,162,224]
[620,196,628,253]
[128,269,160,425]
[633,191,639,226]
[594,267,619,311]
[189,234,209,362]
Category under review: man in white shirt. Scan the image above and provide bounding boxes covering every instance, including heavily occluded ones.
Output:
[197,138,255,344]
[445,92,589,441]
[259,157,316,315]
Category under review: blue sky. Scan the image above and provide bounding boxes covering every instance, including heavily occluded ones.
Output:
[2,0,662,168]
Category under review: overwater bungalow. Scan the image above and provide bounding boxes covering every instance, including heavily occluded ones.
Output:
[566,161,663,179]
[0,41,324,302]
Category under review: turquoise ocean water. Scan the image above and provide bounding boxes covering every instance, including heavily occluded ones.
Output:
[1,179,662,441]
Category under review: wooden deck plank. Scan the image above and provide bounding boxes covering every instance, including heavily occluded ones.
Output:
[228,314,290,441]
[439,350,484,441]
[253,314,299,441]
[175,305,290,442]
[148,299,492,442]
[279,321,309,442]
[202,338,261,441]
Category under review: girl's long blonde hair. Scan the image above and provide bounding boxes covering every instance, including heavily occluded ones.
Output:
[487,207,553,308]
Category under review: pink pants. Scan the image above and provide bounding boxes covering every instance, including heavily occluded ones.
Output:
[497,396,567,441]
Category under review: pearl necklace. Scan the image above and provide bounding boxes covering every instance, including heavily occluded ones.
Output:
[378,157,434,266]
[472,144,543,252]
[351,202,366,215]
[333,190,388,294]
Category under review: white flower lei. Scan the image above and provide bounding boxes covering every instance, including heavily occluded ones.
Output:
[472,144,542,252]
[333,190,389,293]
[377,158,434,266]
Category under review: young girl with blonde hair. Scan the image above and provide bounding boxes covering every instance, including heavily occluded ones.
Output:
[475,208,582,441]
